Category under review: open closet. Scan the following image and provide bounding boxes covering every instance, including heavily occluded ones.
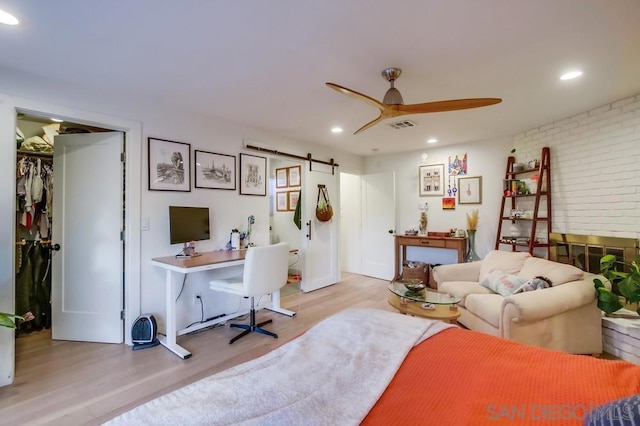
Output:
[14,113,111,337]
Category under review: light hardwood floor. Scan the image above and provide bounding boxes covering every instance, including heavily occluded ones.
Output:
[0,272,394,425]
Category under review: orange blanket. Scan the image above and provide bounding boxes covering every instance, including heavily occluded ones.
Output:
[363,328,640,425]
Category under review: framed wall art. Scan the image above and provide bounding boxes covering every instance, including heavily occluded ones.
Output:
[288,165,301,187]
[287,190,300,211]
[276,192,288,212]
[275,167,288,188]
[194,150,236,190]
[418,163,444,196]
[239,153,267,196]
[458,176,482,204]
[148,137,191,192]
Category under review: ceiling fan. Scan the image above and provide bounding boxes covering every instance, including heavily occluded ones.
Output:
[326,67,502,134]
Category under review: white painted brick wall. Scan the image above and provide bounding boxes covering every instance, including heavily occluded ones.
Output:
[513,93,640,239]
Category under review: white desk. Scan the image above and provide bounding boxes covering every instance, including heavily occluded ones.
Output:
[151,249,296,359]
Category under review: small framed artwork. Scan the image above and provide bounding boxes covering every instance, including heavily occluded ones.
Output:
[458,176,482,204]
[275,168,288,188]
[194,150,236,190]
[148,137,191,192]
[240,153,267,196]
[288,165,301,187]
[442,197,456,210]
[418,164,444,196]
[276,192,288,212]
[287,190,300,211]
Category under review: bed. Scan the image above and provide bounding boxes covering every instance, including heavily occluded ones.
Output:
[106,309,640,425]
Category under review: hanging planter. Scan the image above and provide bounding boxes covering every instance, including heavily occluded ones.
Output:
[315,185,333,222]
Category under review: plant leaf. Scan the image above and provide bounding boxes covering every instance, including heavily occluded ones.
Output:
[596,288,623,314]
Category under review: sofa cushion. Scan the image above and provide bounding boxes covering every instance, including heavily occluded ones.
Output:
[479,250,532,281]
[465,294,504,328]
[439,281,493,307]
[517,257,584,286]
[480,269,529,296]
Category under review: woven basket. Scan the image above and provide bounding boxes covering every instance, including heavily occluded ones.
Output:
[402,262,427,283]
[316,205,333,222]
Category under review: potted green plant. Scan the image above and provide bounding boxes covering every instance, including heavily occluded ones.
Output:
[593,254,640,317]
[0,313,23,329]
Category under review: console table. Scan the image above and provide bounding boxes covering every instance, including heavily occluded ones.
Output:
[394,235,467,279]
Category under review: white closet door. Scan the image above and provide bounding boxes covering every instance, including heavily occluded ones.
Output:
[52,132,124,343]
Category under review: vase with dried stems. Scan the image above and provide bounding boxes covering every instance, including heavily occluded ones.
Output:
[464,209,481,262]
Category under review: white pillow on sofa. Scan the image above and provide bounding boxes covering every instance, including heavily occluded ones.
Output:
[517,257,583,286]
[479,251,532,282]
[480,269,529,296]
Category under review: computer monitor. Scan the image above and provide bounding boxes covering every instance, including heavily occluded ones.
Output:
[168,206,210,245]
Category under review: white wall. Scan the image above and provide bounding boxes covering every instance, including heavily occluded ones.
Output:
[339,172,362,273]
[513,94,640,239]
[0,69,364,383]
[364,137,512,263]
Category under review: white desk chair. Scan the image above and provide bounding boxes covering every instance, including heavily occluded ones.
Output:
[209,242,290,344]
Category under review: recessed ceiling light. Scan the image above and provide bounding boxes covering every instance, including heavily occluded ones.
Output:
[51,118,64,123]
[427,138,438,144]
[0,9,19,25]
[331,127,343,134]
[560,70,583,81]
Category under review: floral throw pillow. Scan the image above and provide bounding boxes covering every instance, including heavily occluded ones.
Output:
[479,269,529,297]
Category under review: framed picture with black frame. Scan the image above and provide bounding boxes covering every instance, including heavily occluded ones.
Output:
[194,150,236,190]
[148,137,191,192]
[239,153,267,196]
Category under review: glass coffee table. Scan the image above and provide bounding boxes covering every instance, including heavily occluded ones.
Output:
[388,280,461,324]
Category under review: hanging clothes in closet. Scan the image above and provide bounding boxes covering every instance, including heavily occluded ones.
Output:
[16,154,53,334]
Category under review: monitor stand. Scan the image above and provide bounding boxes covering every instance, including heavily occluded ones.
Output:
[175,243,202,258]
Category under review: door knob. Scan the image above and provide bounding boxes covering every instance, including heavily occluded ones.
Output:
[51,243,61,251]
[388,229,395,234]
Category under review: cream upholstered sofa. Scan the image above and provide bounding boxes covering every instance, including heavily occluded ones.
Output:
[432,250,603,354]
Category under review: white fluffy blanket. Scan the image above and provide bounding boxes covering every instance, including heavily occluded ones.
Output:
[106,308,454,426]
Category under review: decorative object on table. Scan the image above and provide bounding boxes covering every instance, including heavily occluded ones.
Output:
[593,254,640,317]
[246,215,255,247]
[239,153,267,196]
[464,209,481,262]
[194,150,236,190]
[442,197,456,210]
[402,280,426,292]
[448,153,468,176]
[418,164,444,196]
[458,176,482,204]
[315,184,333,221]
[418,202,429,235]
[405,229,418,236]
[148,137,191,192]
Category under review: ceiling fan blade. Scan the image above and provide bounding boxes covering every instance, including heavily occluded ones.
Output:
[325,82,385,111]
[353,113,387,135]
[396,98,502,114]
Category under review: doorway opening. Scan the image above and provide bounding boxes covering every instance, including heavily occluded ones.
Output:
[14,112,121,342]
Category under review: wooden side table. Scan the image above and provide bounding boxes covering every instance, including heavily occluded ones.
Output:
[395,235,467,279]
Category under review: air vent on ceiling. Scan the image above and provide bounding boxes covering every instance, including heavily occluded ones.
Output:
[386,120,416,130]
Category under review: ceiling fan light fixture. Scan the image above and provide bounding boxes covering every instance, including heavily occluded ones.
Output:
[0,9,19,25]
[560,70,583,80]
[383,87,404,105]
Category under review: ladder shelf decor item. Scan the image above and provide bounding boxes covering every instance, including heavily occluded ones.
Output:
[495,147,551,257]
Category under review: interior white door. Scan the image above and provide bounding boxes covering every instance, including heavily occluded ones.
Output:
[301,162,340,292]
[51,132,124,343]
[361,172,396,280]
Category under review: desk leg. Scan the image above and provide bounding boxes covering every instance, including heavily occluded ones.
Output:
[266,289,296,317]
[157,270,192,359]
